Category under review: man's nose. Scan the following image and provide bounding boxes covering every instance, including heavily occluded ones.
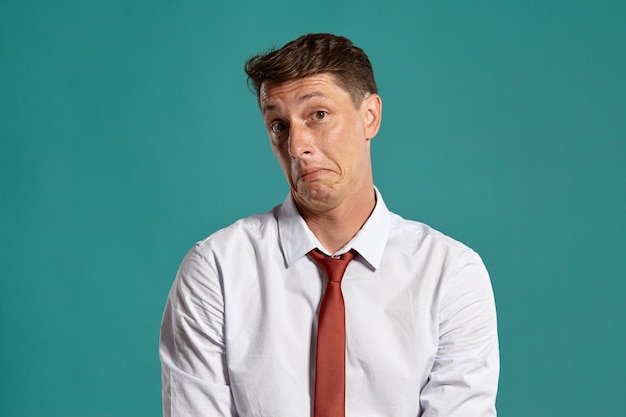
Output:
[288,124,313,158]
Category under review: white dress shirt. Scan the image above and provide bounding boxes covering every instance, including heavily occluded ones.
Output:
[160,188,499,417]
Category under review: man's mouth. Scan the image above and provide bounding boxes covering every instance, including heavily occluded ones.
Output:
[298,167,326,183]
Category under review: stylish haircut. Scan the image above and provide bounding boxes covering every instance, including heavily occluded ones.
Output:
[244,33,378,106]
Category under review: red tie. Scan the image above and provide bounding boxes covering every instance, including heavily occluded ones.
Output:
[309,249,355,417]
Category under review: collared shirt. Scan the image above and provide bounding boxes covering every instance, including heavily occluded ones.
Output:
[160,189,499,417]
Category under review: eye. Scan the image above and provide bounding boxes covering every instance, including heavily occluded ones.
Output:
[312,111,327,121]
[270,121,288,133]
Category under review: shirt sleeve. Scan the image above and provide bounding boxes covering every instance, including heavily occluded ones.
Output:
[419,250,500,417]
[159,245,238,417]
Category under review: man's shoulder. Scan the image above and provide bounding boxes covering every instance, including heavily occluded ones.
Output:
[387,211,477,257]
[194,205,281,254]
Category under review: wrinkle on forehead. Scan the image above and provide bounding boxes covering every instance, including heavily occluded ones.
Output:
[259,74,343,114]
[261,92,330,114]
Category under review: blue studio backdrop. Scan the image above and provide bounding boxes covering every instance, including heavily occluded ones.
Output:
[1,1,625,416]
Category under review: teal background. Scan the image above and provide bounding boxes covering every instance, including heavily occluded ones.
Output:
[1,1,624,416]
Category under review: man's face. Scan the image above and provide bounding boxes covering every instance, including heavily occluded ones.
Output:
[259,73,382,215]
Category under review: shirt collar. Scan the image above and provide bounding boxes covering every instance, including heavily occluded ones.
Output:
[277,186,390,270]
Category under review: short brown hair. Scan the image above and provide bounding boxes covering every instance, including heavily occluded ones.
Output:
[244,33,378,106]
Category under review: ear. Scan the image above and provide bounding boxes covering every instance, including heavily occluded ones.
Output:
[361,93,382,140]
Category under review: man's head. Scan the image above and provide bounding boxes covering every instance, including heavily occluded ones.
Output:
[245,33,378,107]
[245,34,382,219]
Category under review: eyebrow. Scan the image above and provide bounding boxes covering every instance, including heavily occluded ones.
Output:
[261,91,329,114]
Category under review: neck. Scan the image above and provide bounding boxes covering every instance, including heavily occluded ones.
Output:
[299,187,376,254]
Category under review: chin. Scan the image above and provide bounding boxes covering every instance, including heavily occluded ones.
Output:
[296,184,341,210]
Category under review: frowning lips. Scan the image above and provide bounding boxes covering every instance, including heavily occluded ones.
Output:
[295,166,331,183]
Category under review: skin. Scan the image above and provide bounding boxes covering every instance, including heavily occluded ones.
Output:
[259,73,382,253]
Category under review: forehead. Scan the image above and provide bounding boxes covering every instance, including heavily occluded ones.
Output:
[259,73,351,112]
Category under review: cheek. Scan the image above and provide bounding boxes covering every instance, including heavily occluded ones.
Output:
[272,147,293,175]
[271,142,287,159]
[330,127,364,159]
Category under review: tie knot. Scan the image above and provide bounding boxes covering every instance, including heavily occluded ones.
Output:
[308,249,355,283]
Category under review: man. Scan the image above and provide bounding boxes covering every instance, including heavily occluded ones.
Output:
[160,33,499,417]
